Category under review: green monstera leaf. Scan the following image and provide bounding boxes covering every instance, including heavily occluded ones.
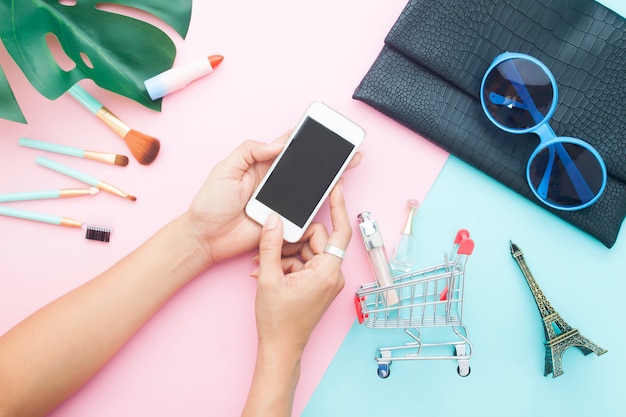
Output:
[0,0,193,123]
[0,63,26,123]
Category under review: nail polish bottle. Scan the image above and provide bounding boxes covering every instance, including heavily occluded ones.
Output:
[391,199,420,273]
[357,211,399,306]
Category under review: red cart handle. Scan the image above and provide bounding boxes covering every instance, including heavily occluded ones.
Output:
[454,229,474,255]
[441,229,475,301]
[354,295,365,324]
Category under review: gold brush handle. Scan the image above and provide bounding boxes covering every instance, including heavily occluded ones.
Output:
[83,150,118,165]
[59,187,99,198]
[95,107,131,138]
[60,218,84,228]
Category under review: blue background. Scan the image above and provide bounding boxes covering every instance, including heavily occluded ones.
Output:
[304,154,624,416]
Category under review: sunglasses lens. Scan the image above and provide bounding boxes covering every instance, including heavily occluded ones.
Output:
[482,58,554,130]
[528,142,605,209]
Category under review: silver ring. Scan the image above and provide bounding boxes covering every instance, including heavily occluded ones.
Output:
[324,245,346,260]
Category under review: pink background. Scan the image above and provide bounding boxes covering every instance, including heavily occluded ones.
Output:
[0,1,448,416]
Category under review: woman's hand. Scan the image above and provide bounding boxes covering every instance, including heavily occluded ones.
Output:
[241,183,352,417]
[254,182,352,358]
[184,132,362,269]
[184,135,288,266]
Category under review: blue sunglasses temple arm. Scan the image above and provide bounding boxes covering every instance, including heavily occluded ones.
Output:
[536,146,556,198]
[489,92,528,110]
[500,60,595,203]
[535,145,594,202]
[499,59,545,124]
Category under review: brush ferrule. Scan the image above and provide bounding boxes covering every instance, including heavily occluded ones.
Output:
[96,107,131,138]
[83,150,117,165]
[97,180,134,201]
[59,187,99,198]
[60,217,84,228]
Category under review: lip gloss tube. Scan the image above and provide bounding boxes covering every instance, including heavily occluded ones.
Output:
[357,212,399,306]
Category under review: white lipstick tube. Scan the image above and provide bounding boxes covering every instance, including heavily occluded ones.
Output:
[144,58,216,100]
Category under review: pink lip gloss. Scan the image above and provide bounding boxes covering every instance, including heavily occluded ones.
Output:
[358,212,399,306]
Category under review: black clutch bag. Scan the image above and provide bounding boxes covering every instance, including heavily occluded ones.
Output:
[353,0,626,248]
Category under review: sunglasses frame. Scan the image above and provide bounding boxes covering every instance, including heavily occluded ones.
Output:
[480,52,607,211]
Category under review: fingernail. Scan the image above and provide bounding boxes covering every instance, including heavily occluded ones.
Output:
[251,255,259,263]
[249,268,259,278]
[264,212,279,230]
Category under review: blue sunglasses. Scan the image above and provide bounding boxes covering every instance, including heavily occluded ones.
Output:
[481,52,607,211]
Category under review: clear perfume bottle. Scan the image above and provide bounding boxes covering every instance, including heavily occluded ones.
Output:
[391,199,420,273]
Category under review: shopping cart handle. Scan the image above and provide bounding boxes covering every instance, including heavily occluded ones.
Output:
[454,229,474,255]
[454,229,469,244]
[354,295,365,324]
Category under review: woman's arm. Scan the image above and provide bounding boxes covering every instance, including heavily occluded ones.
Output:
[0,135,360,417]
[0,138,287,417]
[0,214,208,417]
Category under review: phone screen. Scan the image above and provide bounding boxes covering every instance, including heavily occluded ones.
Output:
[255,117,355,227]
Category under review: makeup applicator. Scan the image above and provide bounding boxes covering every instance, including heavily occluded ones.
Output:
[68,84,160,165]
[19,138,129,167]
[37,157,137,202]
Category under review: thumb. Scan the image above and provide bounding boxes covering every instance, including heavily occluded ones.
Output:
[258,212,285,279]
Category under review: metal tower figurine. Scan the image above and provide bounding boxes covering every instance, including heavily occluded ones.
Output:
[509,241,607,377]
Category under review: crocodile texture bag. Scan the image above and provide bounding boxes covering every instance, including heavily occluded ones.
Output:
[354,0,626,248]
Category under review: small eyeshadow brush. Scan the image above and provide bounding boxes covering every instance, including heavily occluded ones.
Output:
[19,138,129,166]
[36,157,136,201]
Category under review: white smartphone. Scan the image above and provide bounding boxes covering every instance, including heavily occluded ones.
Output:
[245,102,365,242]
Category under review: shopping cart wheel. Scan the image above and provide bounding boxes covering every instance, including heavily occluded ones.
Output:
[457,365,471,377]
[377,363,391,379]
[454,342,470,377]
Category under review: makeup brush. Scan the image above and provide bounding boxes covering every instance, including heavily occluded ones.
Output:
[19,138,129,167]
[68,84,160,165]
[0,205,111,242]
[0,187,99,203]
[37,156,137,202]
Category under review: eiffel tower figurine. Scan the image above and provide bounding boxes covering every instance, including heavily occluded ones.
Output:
[509,241,607,377]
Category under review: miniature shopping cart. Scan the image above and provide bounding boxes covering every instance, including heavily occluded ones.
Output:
[354,229,475,378]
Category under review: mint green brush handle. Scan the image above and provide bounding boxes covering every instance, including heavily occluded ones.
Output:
[36,157,99,186]
[20,138,85,158]
[0,205,84,228]
[68,84,103,114]
[0,189,61,202]
[0,205,63,225]
[0,187,98,202]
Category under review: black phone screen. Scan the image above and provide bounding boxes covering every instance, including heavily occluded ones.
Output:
[256,117,355,227]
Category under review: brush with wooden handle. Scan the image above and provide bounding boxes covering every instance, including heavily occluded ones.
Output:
[68,84,160,165]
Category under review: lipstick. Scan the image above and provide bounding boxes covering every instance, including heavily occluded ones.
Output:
[144,55,224,100]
